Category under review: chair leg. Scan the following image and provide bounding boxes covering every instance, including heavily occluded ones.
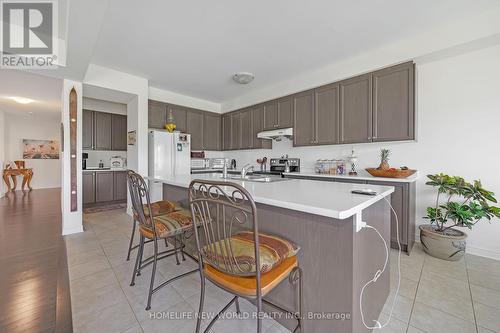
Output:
[164,238,169,248]
[130,235,144,286]
[235,297,241,315]
[173,236,180,265]
[146,238,159,311]
[180,234,186,261]
[291,266,303,333]
[136,235,145,276]
[195,274,206,333]
[126,218,137,261]
[256,296,263,333]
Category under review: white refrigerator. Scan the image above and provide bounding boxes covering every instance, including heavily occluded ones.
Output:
[148,130,191,202]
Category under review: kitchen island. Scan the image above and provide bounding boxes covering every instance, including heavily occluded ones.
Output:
[150,173,394,333]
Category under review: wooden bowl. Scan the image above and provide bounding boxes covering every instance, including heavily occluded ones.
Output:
[365,168,417,179]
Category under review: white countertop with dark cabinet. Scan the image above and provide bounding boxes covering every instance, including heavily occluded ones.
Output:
[284,171,417,254]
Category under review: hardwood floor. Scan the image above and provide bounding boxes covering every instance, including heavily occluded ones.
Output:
[0,188,72,333]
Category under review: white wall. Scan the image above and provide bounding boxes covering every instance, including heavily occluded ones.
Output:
[224,45,500,259]
[83,97,127,115]
[0,111,5,197]
[3,112,62,190]
[149,86,221,113]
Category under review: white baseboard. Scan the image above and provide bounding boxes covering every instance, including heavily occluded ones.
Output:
[63,225,84,236]
[466,246,500,261]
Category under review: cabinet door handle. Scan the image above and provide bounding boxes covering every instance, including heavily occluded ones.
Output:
[274,124,279,128]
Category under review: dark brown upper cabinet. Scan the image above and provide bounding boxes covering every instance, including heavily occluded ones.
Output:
[240,109,253,149]
[293,90,315,146]
[94,112,113,150]
[230,112,242,150]
[203,112,221,150]
[83,110,94,150]
[372,62,415,142]
[222,114,232,150]
[167,104,187,133]
[111,114,127,151]
[263,96,293,130]
[84,110,127,151]
[186,109,204,150]
[315,84,339,145]
[277,96,293,128]
[251,105,272,149]
[339,74,373,144]
[148,100,166,129]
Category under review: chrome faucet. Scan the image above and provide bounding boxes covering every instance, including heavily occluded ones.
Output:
[284,160,290,173]
[241,164,254,178]
[222,158,229,179]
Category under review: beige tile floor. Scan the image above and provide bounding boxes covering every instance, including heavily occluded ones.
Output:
[66,209,500,333]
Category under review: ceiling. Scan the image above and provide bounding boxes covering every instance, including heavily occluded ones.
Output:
[0,70,62,118]
[90,0,500,103]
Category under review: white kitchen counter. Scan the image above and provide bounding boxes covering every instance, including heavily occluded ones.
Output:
[283,170,418,183]
[150,173,394,220]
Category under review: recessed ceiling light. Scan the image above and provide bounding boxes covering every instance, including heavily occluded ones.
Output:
[233,72,255,84]
[10,96,34,104]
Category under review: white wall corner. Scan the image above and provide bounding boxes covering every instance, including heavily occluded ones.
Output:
[148,86,221,113]
[61,79,83,235]
[0,110,5,198]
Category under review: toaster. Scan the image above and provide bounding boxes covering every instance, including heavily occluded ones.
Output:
[110,156,126,169]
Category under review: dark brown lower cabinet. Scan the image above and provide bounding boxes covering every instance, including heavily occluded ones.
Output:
[95,172,114,202]
[284,175,416,254]
[83,171,128,207]
[368,180,416,254]
[82,172,95,204]
[113,171,128,201]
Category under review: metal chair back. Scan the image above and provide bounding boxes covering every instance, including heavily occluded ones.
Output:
[126,170,157,235]
[188,179,261,279]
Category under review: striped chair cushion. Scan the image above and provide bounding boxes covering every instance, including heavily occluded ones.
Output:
[133,200,179,221]
[139,209,193,239]
[202,231,300,275]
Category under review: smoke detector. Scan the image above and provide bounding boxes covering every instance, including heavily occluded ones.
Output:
[233,72,255,84]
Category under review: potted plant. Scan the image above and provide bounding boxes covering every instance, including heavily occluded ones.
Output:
[421,174,500,261]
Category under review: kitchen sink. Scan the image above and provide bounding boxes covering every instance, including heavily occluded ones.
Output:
[222,175,290,183]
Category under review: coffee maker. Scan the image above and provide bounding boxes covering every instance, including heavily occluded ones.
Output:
[82,153,88,170]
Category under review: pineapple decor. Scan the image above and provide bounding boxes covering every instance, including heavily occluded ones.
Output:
[378,149,391,170]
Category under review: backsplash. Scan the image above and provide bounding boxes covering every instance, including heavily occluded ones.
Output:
[84,150,127,168]
[223,139,417,172]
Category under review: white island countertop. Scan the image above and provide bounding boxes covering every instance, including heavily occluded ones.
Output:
[150,173,394,220]
[283,170,418,183]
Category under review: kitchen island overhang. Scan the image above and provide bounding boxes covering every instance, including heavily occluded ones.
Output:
[151,174,394,333]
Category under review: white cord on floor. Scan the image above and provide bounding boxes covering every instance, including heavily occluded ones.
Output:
[359,196,401,330]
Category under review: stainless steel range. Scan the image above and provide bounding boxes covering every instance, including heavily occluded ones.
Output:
[269,157,300,174]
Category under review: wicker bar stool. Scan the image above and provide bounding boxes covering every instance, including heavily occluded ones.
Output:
[127,170,199,310]
[188,179,303,333]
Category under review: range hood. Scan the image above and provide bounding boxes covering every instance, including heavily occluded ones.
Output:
[257,127,293,141]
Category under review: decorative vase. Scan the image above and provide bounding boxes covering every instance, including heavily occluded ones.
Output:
[419,225,467,261]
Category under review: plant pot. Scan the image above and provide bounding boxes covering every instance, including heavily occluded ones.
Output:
[419,225,467,261]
